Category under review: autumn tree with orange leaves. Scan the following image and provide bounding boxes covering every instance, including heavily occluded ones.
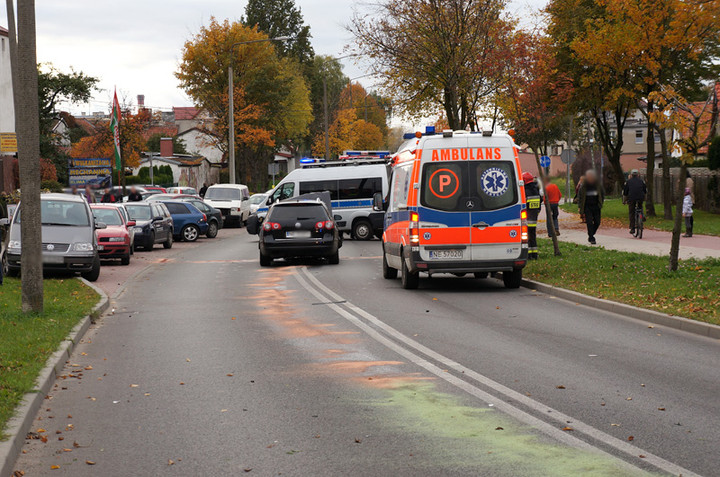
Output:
[176,18,312,187]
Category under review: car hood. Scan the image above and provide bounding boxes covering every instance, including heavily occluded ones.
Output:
[10,223,94,244]
[97,225,129,239]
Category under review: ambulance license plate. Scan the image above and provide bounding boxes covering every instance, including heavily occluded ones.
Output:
[286,231,311,239]
[429,249,463,259]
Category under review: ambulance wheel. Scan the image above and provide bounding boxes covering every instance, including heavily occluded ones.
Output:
[401,258,419,289]
[382,250,397,279]
[503,269,523,289]
[352,219,373,241]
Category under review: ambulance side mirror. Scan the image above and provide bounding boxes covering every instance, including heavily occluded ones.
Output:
[372,192,384,211]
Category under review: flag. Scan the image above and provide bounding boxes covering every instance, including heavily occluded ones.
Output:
[110,90,122,171]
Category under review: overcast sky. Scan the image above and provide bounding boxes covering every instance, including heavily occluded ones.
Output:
[1,0,546,119]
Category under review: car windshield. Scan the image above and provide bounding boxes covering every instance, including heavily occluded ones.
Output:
[125,204,152,220]
[205,187,241,200]
[92,208,123,226]
[15,200,91,226]
[249,194,267,205]
[269,203,328,221]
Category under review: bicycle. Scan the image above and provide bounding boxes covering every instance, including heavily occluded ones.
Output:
[633,203,644,239]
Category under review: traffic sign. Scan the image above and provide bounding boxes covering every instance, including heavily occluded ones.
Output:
[0,133,17,153]
[560,149,577,165]
[540,155,551,168]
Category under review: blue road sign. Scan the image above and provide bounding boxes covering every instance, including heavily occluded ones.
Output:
[540,155,551,168]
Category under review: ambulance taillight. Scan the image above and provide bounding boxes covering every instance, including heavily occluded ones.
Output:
[520,210,528,243]
[410,212,420,245]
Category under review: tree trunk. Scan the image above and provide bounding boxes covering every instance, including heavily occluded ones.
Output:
[534,151,561,256]
[659,129,673,219]
[644,102,656,217]
[608,152,625,194]
[8,0,43,312]
[668,162,687,271]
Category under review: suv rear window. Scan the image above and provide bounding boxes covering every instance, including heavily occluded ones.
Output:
[165,203,190,214]
[421,161,517,212]
[269,203,328,221]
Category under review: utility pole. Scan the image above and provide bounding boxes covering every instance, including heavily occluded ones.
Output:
[566,116,574,205]
[323,77,330,160]
[7,0,43,312]
[228,64,235,183]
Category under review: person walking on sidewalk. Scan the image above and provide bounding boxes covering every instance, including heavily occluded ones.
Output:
[545,182,562,237]
[577,170,604,245]
[623,169,647,235]
[683,188,694,237]
[523,172,542,259]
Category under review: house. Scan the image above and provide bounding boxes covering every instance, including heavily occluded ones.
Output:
[173,107,202,134]
[0,25,16,192]
[131,138,220,189]
[177,127,223,164]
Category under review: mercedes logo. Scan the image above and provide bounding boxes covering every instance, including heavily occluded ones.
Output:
[46,244,55,251]
[465,200,475,209]
[295,222,302,229]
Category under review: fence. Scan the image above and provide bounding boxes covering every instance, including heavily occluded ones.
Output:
[639,168,720,213]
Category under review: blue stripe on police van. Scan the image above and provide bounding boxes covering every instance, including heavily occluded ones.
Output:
[331,199,373,209]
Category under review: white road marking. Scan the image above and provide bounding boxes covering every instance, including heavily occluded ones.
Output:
[296,266,699,477]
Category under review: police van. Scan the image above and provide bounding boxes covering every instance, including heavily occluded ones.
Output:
[255,160,390,240]
[376,130,528,289]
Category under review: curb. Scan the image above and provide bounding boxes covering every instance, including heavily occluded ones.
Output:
[521,278,720,340]
[0,279,109,477]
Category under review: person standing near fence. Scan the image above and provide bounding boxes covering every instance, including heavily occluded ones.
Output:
[545,182,562,236]
[577,170,604,245]
[623,169,646,235]
[682,188,694,238]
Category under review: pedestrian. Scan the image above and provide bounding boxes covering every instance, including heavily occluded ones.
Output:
[84,185,96,204]
[70,186,79,195]
[685,171,695,203]
[577,169,604,245]
[574,175,586,223]
[523,172,542,259]
[544,181,562,237]
[682,188,694,238]
[127,186,143,202]
[622,169,647,235]
[199,182,208,198]
[101,187,117,203]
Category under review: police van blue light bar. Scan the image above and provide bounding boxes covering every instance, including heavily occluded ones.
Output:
[300,157,325,164]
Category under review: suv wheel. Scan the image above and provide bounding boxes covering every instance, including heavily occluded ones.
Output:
[502,269,523,289]
[259,251,272,267]
[206,221,218,238]
[145,231,155,251]
[121,253,131,266]
[401,257,419,289]
[82,255,101,282]
[382,250,397,279]
[182,225,199,242]
[327,251,340,265]
[352,219,373,241]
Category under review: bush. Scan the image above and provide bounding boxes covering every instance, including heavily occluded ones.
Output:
[708,136,720,171]
[41,180,64,193]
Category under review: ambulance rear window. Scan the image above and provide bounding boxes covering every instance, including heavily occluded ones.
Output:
[421,161,517,212]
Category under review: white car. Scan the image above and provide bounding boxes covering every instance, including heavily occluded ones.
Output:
[248,193,268,215]
[203,184,251,226]
[166,186,198,196]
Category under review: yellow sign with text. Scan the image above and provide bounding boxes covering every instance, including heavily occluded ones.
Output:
[0,133,17,153]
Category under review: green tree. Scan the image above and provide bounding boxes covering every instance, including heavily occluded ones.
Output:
[243,0,314,66]
[307,55,348,154]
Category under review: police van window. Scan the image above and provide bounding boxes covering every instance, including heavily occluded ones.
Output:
[421,163,464,211]
[390,163,412,211]
[271,183,295,202]
[299,180,339,200]
[474,162,517,210]
[338,178,381,200]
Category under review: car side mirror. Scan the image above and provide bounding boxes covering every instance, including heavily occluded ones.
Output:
[246,214,260,235]
[0,218,9,226]
[127,220,136,227]
[242,197,249,201]
[152,216,163,222]
[95,221,107,230]
[372,192,384,212]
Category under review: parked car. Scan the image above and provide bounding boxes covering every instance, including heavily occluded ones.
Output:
[166,186,198,196]
[248,193,268,215]
[161,201,209,242]
[142,185,167,193]
[203,184,251,227]
[6,193,102,281]
[258,197,341,266]
[108,203,136,251]
[177,198,222,238]
[122,202,174,251]
[90,205,133,265]
[146,193,198,202]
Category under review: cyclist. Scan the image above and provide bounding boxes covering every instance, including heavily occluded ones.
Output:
[623,169,647,235]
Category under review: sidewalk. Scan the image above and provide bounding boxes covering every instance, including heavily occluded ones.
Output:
[537,207,720,260]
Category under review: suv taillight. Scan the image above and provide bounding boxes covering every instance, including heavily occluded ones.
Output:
[263,222,281,231]
[521,210,528,243]
[409,212,419,245]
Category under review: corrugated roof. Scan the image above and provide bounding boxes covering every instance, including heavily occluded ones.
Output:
[173,107,200,121]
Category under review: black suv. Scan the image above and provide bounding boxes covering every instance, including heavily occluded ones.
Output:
[123,202,174,251]
[258,200,341,266]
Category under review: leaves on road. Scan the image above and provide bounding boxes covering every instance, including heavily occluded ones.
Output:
[562,426,573,431]
[85,460,96,465]
[556,385,566,389]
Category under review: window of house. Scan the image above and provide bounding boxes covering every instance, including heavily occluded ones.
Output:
[654,131,661,143]
[635,130,644,144]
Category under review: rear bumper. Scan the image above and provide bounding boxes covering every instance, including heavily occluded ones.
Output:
[7,252,95,272]
[261,238,339,258]
[407,248,528,274]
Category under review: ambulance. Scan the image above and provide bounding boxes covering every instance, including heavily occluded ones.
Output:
[375,129,528,289]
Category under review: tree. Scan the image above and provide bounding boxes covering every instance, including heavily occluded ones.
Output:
[650,84,718,271]
[709,136,720,171]
[307,55,348,154]
[176,18,312,187]
[498,31,573,256]
[339,82,389,139]
[243,0,314,66]
[6,0,43,312]
[350,0,514,130]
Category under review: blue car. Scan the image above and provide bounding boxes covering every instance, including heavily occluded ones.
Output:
[161,200,208,242]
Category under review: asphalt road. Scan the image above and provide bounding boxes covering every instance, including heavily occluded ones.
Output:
[13,229,719,476]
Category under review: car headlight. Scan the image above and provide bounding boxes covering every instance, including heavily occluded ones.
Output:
[134,226,144,232]
[107,237,125,242]
[8,240,21,252]
[71,242,94,252]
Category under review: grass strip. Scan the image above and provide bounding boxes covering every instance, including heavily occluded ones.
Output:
[0,277,98,439]
[560,198,720,236]
[527,239,720,326]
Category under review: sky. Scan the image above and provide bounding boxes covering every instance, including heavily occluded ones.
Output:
[1,0,547,122]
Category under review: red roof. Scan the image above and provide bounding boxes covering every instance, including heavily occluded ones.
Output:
[173,107,200,121]
[0,26,8,37]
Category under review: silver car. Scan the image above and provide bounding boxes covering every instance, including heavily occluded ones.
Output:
[6,193,104,281]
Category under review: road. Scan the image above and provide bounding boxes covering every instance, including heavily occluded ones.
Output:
[14,229,720,476]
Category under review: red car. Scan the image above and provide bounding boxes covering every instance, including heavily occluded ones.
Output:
[90,205,135,265]
[143,185,166,193]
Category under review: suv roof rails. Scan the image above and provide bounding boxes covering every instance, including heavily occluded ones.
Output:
[300,158,390,168]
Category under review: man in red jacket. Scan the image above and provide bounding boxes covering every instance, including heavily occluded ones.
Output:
[545,182,562,236]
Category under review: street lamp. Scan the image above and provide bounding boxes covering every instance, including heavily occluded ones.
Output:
[228,36,292,184]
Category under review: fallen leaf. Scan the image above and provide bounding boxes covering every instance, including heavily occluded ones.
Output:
[186,358,191,362]
[226,374,234,377]
[231,317,237,320]
[354,438,362,443]
[562,427,573,431]
[626,397,633,401]
[37,428,47,433]
[50,465,60,470]
[639,455,646,459]
[658,407,666,411]
[130,384,139,388]
[12,471,25,477]
[58,437,64,441]
[63,448,72,452]
[86,460,96,465]
[221,409,228,413]
[40,436,48,443]
[556,385,566,390]
[179,382,185,385]
[611,423,620,427]
[244,469,253,473]
[168,459,174,466]
[73,441,80,448]
[84,366,93,370]
[81,352,87,356]
[628,436,634,441]
[495,427,504,431]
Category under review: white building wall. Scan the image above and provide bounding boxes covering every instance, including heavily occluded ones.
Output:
[178,129,223,164]
[0,32,15,135]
